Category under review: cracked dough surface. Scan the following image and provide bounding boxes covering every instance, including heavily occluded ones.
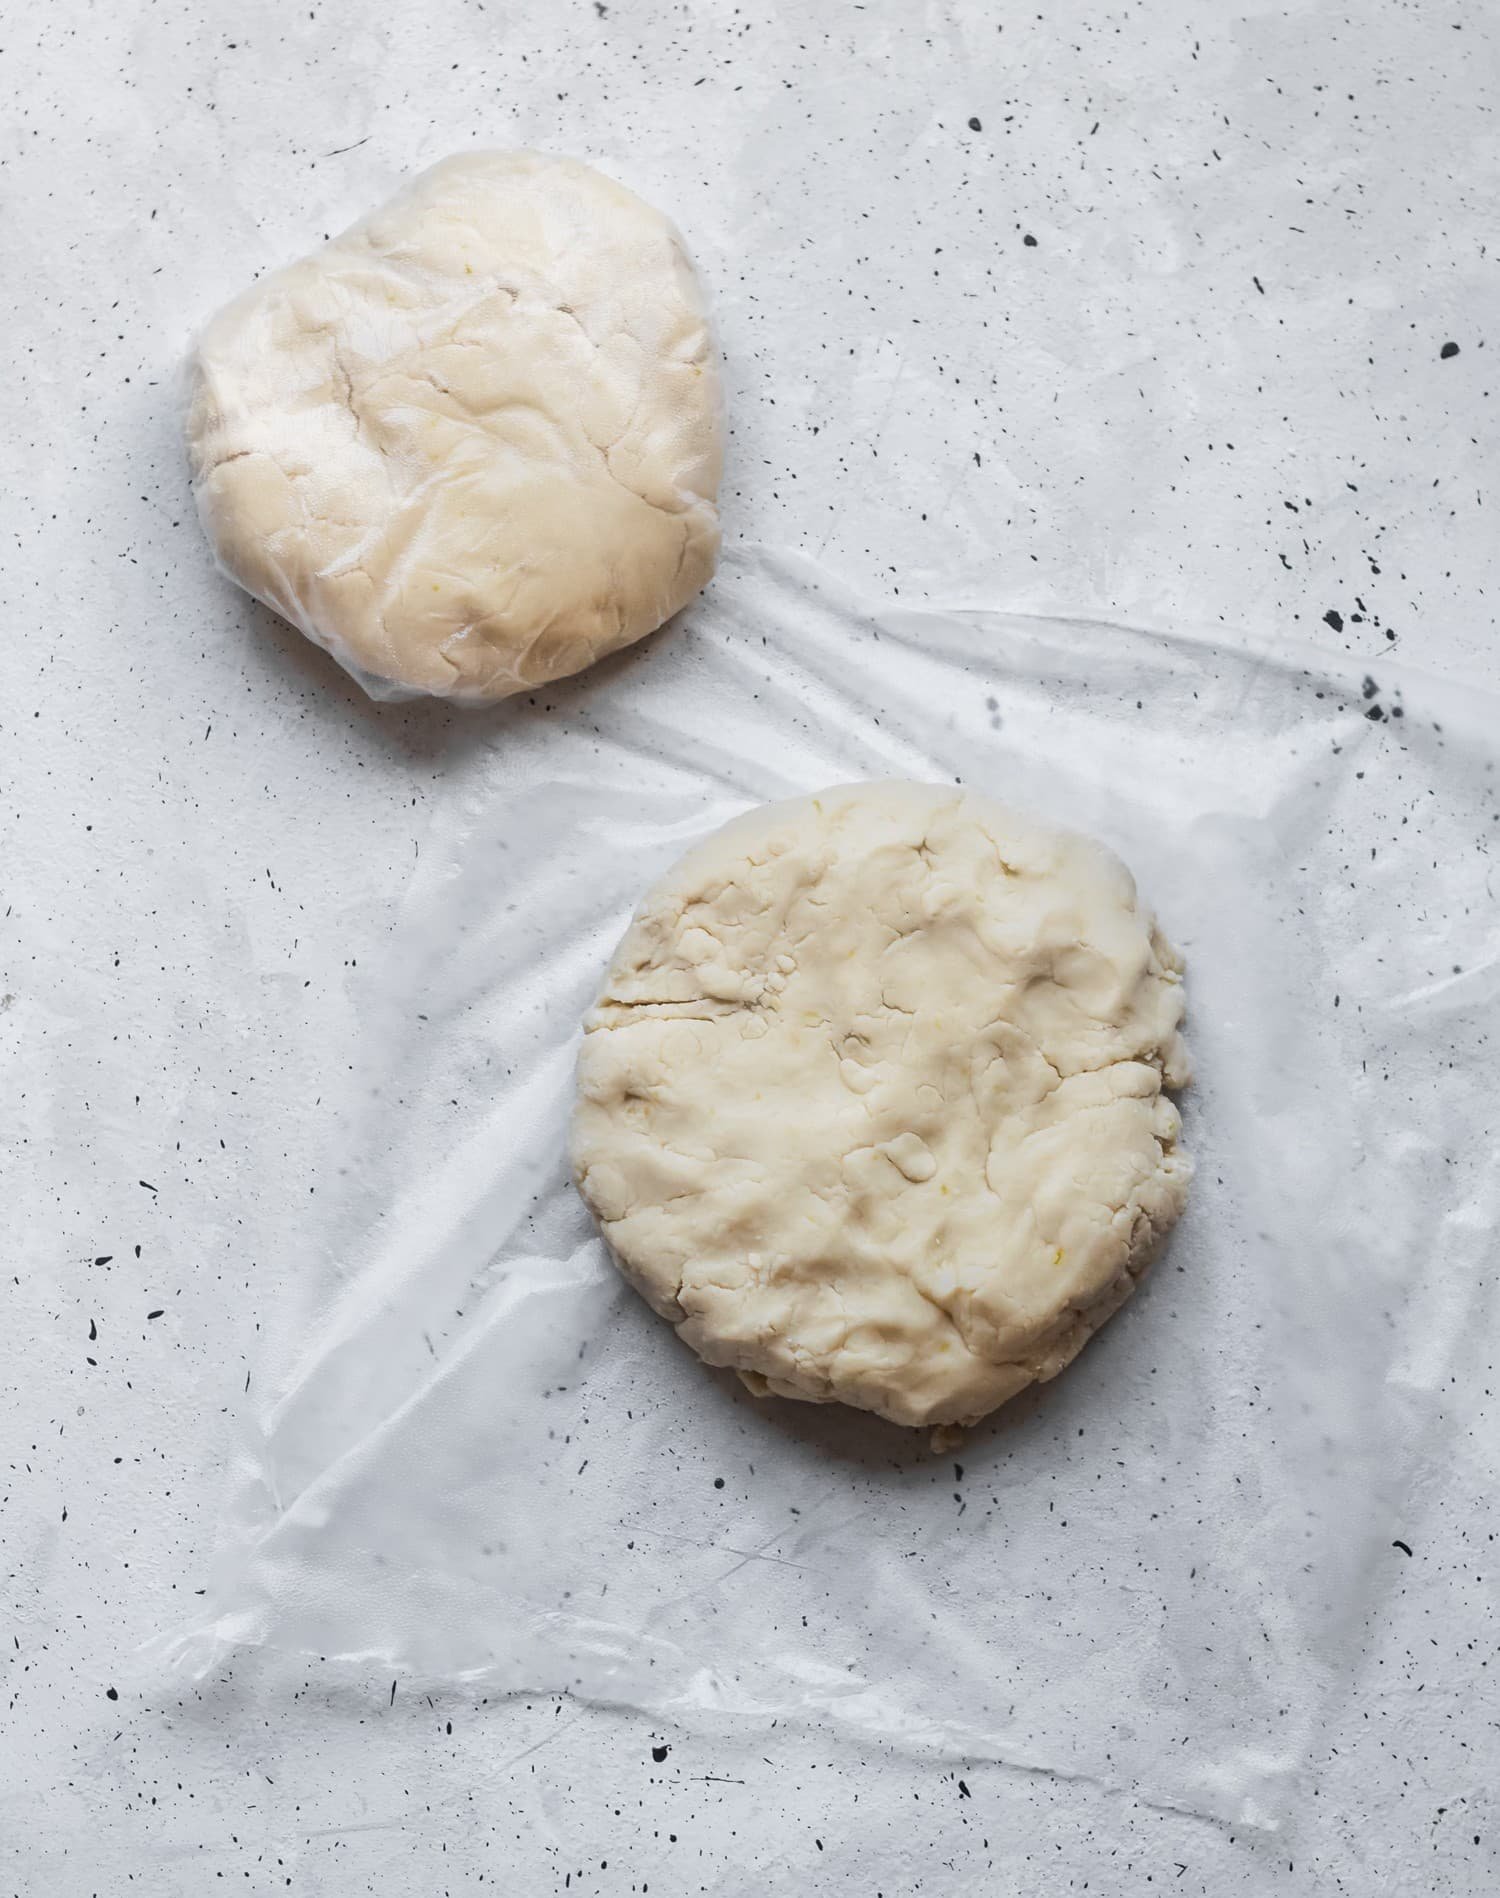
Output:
[571,781,1192,1431]
[187,151,723,701]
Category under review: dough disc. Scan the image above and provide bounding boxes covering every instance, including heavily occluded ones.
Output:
[188,151,723,701]
[571,781,1192,1431]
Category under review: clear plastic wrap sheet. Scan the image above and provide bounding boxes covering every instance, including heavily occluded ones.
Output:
[164,546,1499,1828]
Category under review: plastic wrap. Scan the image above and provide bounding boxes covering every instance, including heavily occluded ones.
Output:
[185,151,725,704]
[162,546,1499,1827]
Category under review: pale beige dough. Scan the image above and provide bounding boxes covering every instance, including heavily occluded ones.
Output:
[187,151,723,701]
[571,781,1192,1432]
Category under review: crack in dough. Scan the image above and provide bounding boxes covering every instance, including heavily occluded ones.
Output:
[187,151,724,702]
[571,781,1192,1435]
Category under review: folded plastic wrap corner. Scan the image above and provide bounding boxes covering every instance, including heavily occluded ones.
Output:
[184,150,725,703]
[153,548,1499,1829]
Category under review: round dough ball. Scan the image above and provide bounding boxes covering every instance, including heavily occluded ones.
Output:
[187,151,723,702]
[571,781,1192,1432]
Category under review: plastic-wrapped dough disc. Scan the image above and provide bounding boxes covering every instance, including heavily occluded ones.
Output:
[571,781,1193,1433]
[187,151,724,702]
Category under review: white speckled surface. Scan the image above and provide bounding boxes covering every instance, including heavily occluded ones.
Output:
[3,1,1497,1892]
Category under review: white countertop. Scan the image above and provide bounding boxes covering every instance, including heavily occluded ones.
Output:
[4,0,1496,1890]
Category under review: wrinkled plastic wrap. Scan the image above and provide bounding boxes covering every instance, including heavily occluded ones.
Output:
[164,546,1499,1827]
[185,151,725,705]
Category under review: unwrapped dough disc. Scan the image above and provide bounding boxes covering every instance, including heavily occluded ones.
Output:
[571,781,1192,1432]
[187,151,723,702]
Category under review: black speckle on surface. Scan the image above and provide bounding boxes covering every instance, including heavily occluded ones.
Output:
[105,1686,118,1701]
[1324,610,1344,632]
[713,1476,725,1489]
[1393,1539,1413,1556]
[967,115,982,131]
[1022,233,1037,247]
[1362,675,1379,699]
[1440,341,1460,359]
[146,1308,164,1321]
[651,1743,670,1763]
